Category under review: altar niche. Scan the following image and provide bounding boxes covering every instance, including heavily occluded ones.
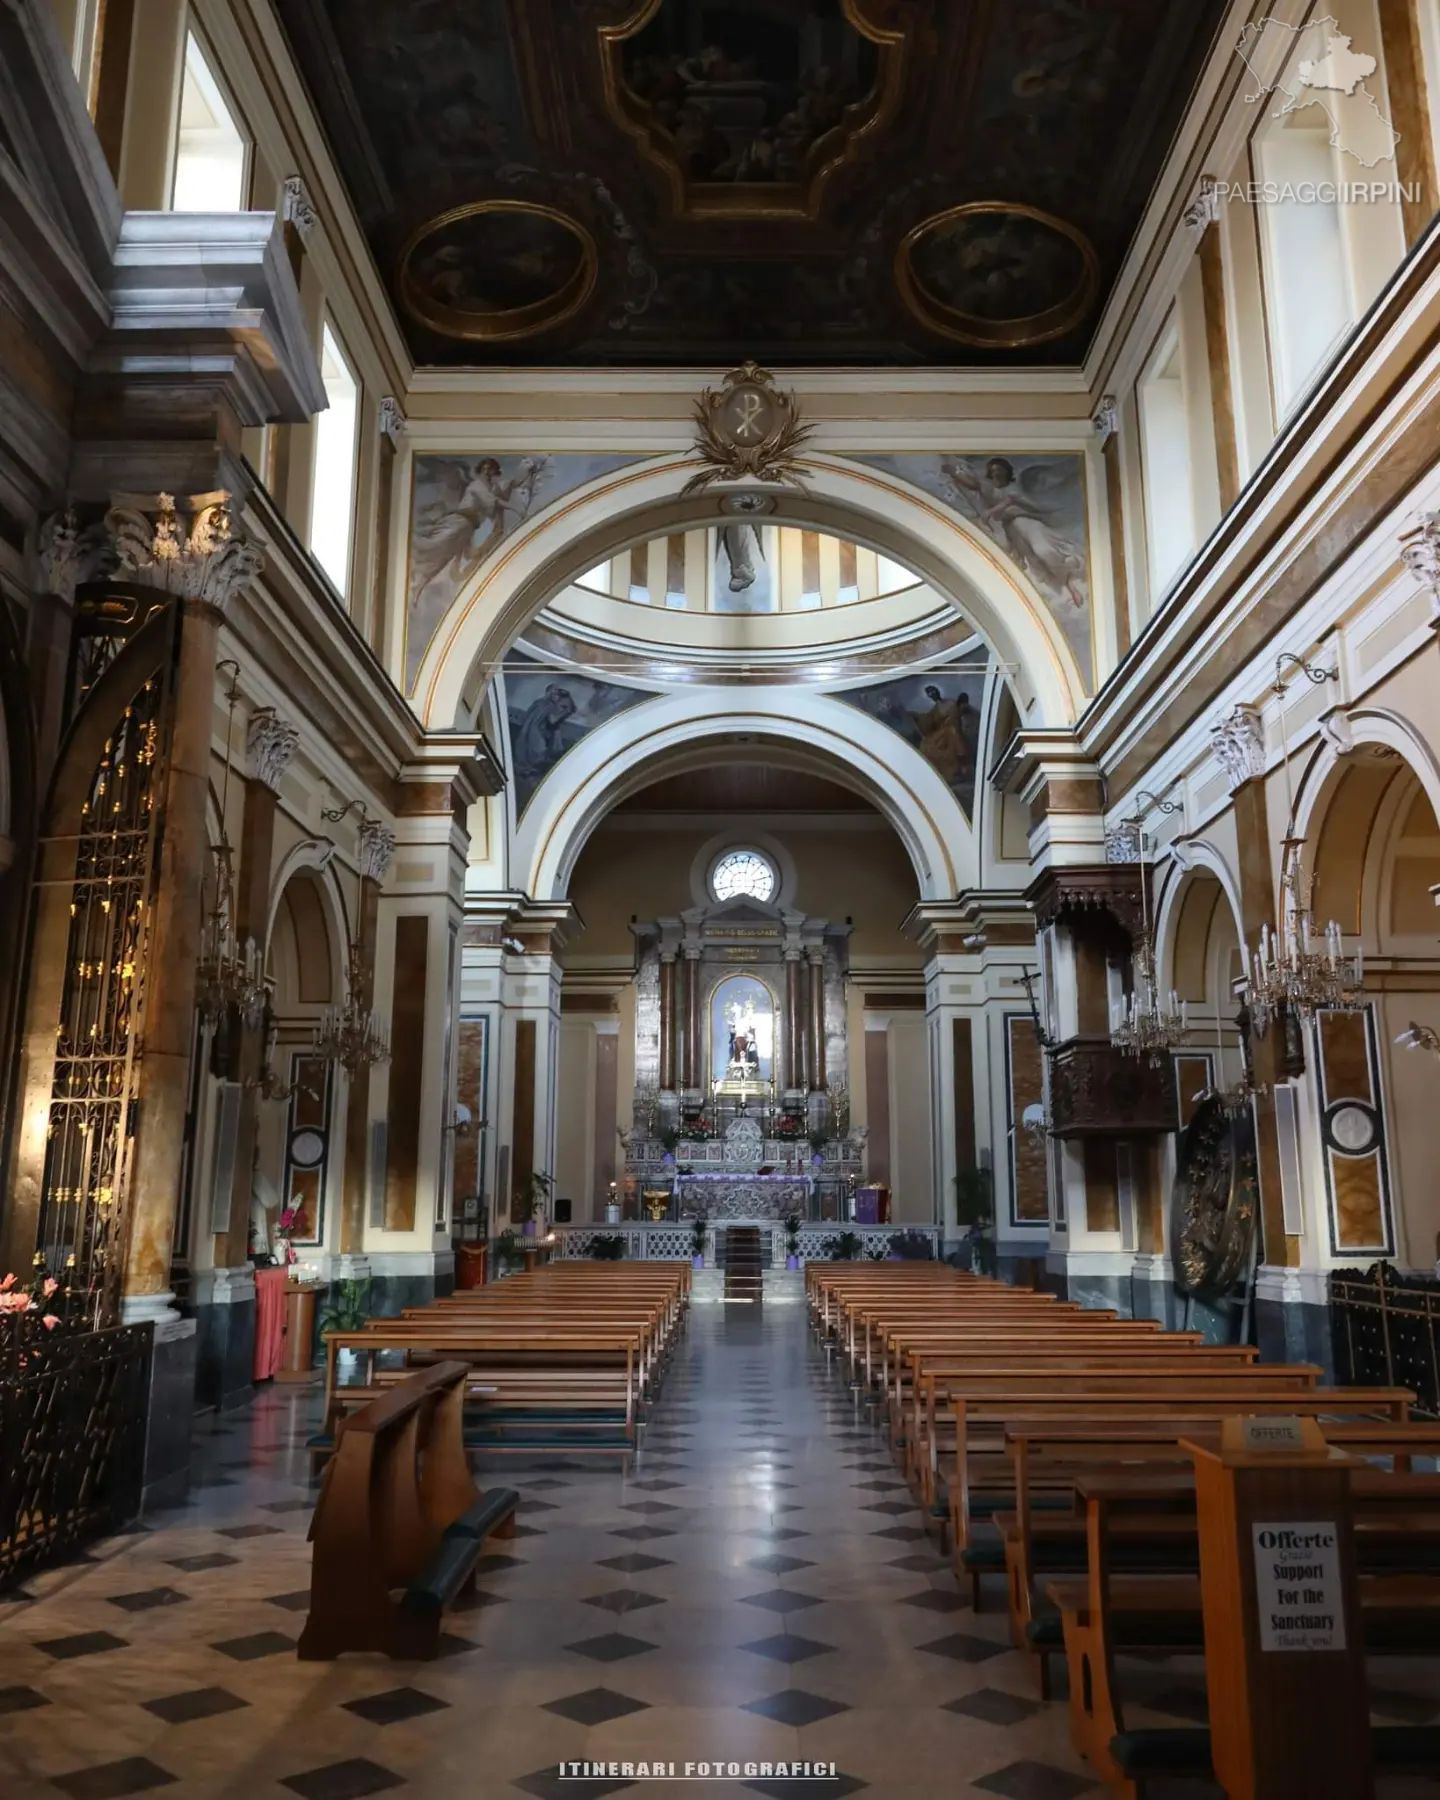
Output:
[712,972,775,1098]
[632,890,850,1124]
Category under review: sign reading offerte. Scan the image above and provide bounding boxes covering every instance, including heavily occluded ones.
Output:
[1251,1522,1347,1652]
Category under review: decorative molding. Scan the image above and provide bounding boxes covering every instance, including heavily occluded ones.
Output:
[1209,702,1265,792]
[378,395,407,446]
[682,362,813,495]
[1399,509,1440,624]
[1182,175,1221,231]
[1104,821,1142,864]
[1091,395,1119,443]
[1319,705,1354,757]
[104,491,264,614]
[32,507,98,603]
[1027,866,1147,943]
[1047,1036,1178,1138]
[245,707,300,792]
[357,817,397,884]
[281,174,318,239]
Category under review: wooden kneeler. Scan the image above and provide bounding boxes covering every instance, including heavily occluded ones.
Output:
[298,1361,518,1660]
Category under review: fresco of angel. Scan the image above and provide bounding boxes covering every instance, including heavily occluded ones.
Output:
[409,455,546,619]
[940,455,1088,610]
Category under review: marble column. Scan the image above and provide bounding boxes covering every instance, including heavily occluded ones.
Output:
[109,496,263,1323]
[659,952,677,1092]
[784,948,804,1093]
[339,821,392,1254]
[807,948,827,1092]
[682,946,701,1094]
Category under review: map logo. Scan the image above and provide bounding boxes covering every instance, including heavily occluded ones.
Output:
[1236,15,1399,168]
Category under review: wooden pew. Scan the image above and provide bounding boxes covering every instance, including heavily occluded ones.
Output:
[1046,1454,1440,1794]
[297,1361,519,1660]
[313,1325,643,1468]
[945,1387,1415,1615]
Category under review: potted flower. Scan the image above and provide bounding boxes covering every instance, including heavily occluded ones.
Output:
[591,1233,625,1261]
[828,1230,862,1262]
[954,1166,996,1275]
[318,1278,372,1377]
[782,1213,801,1271]
[515,1170,553,1238]
[495,1228,521,1276]
[273,1202,302,1269]
[689,1215,708,1270]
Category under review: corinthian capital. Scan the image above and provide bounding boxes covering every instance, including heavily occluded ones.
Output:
[246,708,300,792]
[281,175,318,239]
[32,507,100,603]
[358,817,397,884]
[1400,510,1440,624]
[1209,702,1265,792]
[104,491,264,614]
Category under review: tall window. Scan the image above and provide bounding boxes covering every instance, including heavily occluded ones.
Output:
[1138,322,1197,596]
[170,33,248,211]
[310,324,359,596]
[1253,110,1352,416]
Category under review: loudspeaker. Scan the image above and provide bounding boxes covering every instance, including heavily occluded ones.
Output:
[554,1198,573,1223]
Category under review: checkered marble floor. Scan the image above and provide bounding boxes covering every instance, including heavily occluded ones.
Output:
[1,1305,1435,1799]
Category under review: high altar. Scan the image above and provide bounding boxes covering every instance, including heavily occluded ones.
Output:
[619,893,862,1219]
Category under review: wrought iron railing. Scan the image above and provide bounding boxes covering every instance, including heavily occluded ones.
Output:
[1330,1264,1440,1418]
[0,1322,151,1589]
[546,1222,942,1265]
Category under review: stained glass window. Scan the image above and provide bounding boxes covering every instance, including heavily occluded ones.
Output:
[711,849,777,903]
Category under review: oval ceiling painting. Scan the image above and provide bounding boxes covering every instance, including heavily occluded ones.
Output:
[896,202,1099,349]
[399,200,598,343]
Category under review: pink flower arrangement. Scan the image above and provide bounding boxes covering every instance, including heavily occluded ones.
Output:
[0,1271,61,1330]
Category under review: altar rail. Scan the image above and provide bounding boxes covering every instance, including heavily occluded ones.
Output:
[550,1223,942,1265]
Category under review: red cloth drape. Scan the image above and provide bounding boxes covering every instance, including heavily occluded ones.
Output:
[252,1266,289,1380]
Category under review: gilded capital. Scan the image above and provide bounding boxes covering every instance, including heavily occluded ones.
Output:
[104,491,264,615]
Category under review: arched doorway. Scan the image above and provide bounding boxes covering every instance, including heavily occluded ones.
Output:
[255,865,343,1263]
[555,756,934,1229]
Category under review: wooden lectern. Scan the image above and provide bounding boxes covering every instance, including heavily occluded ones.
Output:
[1184,1416,1371,1800]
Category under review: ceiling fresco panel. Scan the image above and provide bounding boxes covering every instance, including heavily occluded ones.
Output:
[275,0,1230,365]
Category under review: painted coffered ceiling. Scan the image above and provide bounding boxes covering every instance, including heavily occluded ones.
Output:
[275,0,1227,366]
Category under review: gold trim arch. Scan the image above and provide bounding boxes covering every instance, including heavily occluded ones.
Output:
[414,454,1086,731]
[513,696,972,903]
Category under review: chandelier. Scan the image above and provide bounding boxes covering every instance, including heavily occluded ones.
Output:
[1112,934,1187,1064]
[1110,791,1187,1064]
[1241,654,1364,1036]
[196,666,265,1029]
[312,939,390,1074]
[1244,846,1364,1034]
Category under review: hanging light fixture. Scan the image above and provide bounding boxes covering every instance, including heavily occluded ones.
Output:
[196,664,266,1030]
[1110,791,1187,1064]
[1241,654,1364,1036]
[312,939,391,1074]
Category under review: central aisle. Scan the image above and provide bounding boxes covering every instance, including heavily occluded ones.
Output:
[0,1299,1113,1799]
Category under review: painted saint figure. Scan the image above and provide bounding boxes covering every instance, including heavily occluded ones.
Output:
[511,682,577,780]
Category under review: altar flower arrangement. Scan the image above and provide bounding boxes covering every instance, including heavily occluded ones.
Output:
[683,1115,720,1142]
[773,1114,806,1140]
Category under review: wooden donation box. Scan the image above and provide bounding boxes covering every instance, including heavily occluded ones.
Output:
[1184,1416,1371,1800]
[277,1280,326,1384]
